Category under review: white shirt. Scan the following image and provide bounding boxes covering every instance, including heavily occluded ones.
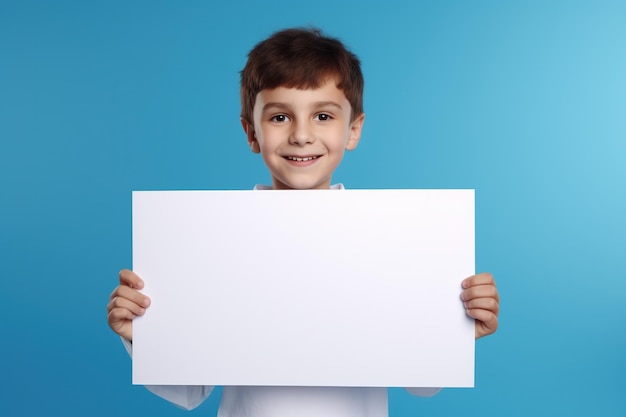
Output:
[124,184,440,416]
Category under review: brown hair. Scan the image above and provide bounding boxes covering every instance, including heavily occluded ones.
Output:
[240,27,364,123]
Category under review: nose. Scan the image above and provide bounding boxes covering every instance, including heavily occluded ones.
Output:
[288,120,314,146]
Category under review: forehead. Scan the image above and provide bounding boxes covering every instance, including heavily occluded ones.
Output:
[254,78,350,111]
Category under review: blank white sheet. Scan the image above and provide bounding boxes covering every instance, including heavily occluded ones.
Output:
[132,189,475,387]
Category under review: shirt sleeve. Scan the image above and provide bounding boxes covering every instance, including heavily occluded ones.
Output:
[121,337,214,410]
[403,387,442,397]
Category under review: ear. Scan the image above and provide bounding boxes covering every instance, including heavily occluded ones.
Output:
[345,113,365,151]
[241,118,261,153]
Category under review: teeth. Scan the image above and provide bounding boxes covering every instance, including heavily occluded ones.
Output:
[287,156,317,162]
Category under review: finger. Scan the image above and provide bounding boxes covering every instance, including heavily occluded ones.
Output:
[468,308,499,338]
[107,295,148,317]
[119,269,144,290]
[462,272,495,289]
[463,297,499,316]
[107,308,134,340]
[108,306,137,325]
[461,284,499,303]
[109,284,151,308]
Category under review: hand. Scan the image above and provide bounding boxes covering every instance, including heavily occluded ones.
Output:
[107,269,151,341]
[461,272,499,339]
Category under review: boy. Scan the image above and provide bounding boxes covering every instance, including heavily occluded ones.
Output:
[107,28,500,416]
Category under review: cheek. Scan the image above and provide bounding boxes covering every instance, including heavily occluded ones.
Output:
[258,137,279,158]
[332,129,351,151]
[256,127,279,149]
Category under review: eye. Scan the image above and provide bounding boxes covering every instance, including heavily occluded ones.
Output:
[315,113,332,121]
[271,114,290,123]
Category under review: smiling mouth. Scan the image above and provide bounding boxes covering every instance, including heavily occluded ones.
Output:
[285,156,320,162]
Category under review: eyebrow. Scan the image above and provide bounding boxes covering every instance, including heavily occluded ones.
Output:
[262,101,345,112]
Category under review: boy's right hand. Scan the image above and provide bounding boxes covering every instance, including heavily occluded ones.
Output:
[107,269,151,341]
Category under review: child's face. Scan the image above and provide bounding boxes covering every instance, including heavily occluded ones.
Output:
[243,78,364,190]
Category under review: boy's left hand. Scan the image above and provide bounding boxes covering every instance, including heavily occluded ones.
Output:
[461,272,500,339]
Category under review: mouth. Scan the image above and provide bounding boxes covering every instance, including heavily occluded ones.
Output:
[285,155,321,162]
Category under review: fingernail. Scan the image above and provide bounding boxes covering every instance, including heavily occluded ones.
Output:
[463,301,469,308]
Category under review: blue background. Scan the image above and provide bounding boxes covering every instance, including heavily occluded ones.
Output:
[1,0,625,416]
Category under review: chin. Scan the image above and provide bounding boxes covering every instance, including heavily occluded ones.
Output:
[276,178,329,190]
